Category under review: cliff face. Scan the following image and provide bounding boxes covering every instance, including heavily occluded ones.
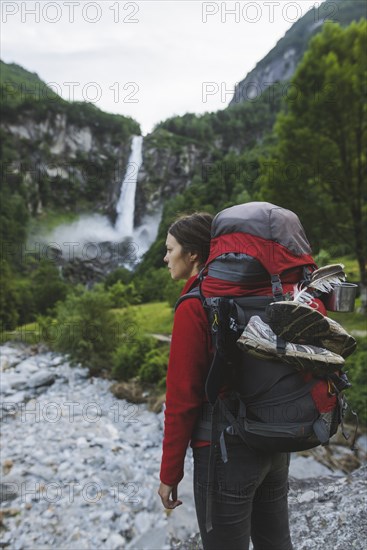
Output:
[1,61,140,220]
[2,111,135,218]
[230,44,301,106]
[134,130,213,226]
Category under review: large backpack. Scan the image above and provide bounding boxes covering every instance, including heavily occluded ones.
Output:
[176,202,356,532]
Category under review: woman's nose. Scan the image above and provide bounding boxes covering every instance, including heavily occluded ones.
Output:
[163,254,168,263]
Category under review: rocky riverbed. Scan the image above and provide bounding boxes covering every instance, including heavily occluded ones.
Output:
[1,342,366,549]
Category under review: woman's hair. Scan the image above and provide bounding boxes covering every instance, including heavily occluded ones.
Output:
[168,212,213,267]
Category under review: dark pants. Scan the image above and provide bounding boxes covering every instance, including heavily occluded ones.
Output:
[193,436,293,550]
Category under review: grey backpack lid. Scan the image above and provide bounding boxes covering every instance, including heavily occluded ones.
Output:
[212,202,312,256]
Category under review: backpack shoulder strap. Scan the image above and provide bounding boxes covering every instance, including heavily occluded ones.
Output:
[175,286,204,311]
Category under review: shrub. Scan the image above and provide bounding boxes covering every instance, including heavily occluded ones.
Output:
[134,267,185,306]
[164,278,186,308]
[52,285,126,373]
[16,279,36,325]
[0,260,19,330]
[134,268,172,303]
[344,337,367,426]
[31,259,68,315]
[108,281,141,308]
[104,267,132,288]
[112,334,156,381]
[138,346,169,384]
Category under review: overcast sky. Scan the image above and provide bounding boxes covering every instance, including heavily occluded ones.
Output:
[2,0,320,134]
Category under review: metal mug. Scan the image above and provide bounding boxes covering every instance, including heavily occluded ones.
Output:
[324,282,358,312]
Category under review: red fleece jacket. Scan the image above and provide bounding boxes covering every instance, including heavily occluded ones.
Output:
[160,275,213,486]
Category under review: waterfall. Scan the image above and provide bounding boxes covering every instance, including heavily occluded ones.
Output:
[115,135,143,237]
[37,134,161,269]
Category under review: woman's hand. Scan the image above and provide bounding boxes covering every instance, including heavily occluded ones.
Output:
[158,482,182,509]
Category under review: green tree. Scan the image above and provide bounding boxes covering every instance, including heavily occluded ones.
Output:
[134,268,175,303]
[16,279,36,325]
[104,267,132,288]
[138,346,169,385]
[0,260,19,330]
[108,281,141,308]
[52,285,127,373]
[344,337,367,426]
[32,259,68,315]
[0,189,29,270]
[112,334,156,381]
[260,20,367,306]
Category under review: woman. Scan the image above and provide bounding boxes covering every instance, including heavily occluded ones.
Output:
[158,212,293,550]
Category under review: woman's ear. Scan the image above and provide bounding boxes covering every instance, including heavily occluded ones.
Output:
[190,253,199,262]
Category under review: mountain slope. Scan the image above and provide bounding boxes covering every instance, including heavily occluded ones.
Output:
[0,60,140,217]
[0,60,61,106]
[136,0,366,227]
[229,0,367,106]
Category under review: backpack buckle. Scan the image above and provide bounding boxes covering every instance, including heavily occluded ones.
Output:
[225,425,236,436]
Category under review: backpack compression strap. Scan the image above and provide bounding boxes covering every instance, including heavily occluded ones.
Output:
[270,274,287,353]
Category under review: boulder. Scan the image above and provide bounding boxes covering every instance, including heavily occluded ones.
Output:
[109,380,147,404]
[28,371,55,388]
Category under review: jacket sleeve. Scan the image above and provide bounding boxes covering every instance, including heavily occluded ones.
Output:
[160,298,212,486]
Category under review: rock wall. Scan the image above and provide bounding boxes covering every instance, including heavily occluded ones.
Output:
[2,110,134,218]
[134,131,212,225]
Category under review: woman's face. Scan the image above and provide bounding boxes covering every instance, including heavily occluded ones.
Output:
[164,233,199,281]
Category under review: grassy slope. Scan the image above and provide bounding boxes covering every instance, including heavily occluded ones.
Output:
[0,60,62,106]
[115,302,174,336]
[329,307,366,333]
